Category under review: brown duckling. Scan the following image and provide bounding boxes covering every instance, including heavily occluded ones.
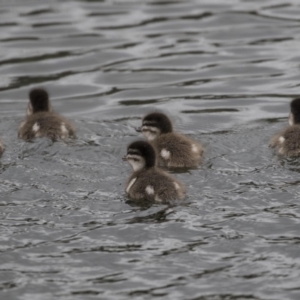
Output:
[18,88,76,142]
[137,112,204,168]
[270,98,300,156]
[0,138,4,156]
[123,140,185,202]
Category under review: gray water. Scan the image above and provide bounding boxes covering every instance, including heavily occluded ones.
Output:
[0,0,300,299]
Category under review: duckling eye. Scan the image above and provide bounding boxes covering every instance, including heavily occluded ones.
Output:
[133,158,139,162]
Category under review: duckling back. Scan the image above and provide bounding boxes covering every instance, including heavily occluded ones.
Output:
[19,112,76,142]
[270,98,300,156]
[152,132,204,168]
[270,125,300,156]
[140,112,204,168]
[126,168,185,202]
[19,88,76,142]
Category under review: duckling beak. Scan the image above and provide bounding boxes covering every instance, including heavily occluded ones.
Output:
[135,127,142,133]
[122,155,128,161]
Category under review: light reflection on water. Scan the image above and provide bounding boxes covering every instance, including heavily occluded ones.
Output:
[1,0,300,299]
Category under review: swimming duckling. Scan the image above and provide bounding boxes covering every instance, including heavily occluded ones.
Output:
[123,140,185,202]
[270,98,300,156]
[18,88,76,141]
[137,112,204,168]
[0,138,4,156]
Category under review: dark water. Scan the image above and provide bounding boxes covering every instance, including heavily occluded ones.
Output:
[1,0,300,299]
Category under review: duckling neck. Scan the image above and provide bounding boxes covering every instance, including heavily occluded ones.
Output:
[133,165,155,175]
[144,159,156,169]
[161,129,172,135]
[33,108,51,114]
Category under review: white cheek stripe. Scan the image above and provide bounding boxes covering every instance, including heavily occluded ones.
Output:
[127,154,141,160]
[142,126,157,132]
[128,158,145,172]
[126,177,137,193]
[144,132,156,141]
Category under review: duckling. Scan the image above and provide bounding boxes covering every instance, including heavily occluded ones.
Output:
[270,98,300,156]
[0,138,4,156]
[18,88,76,142]
[123,140,185,202]
[138,112,204,168]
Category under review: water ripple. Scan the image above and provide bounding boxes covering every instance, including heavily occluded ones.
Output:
[1,0,300,299]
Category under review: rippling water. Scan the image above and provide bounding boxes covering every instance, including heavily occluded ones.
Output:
[1,0,300,299]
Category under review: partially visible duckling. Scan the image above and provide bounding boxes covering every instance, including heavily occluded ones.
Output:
[270,98,300,156]
[138,112,204,168]
[18,88,76,141]
[123,140,185,202]
[0,138,4,156]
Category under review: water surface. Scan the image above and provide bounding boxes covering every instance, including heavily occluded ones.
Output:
[0,0,300,299]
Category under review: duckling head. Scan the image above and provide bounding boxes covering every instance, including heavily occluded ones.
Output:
[27,88,52,115]
[289,98,300,125]
[123,140,156,172]
[140,112,173,141]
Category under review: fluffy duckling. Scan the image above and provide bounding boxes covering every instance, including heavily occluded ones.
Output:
[123,140,185,202]
[18,88,76,141]
[0,138,4,156]
[138,112,204,168]
[270,98,300,156]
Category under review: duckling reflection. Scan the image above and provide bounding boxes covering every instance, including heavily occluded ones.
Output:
[18,88,76,142]
[137,112,204,168]
[270,98,300,156]
[123,140,185,202]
